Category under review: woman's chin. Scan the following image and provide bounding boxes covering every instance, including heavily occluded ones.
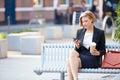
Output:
[84,27,87,29]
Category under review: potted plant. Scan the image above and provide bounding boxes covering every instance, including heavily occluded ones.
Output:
[0,33,7,59]
[114,2,120,42]
[0,33,6,39]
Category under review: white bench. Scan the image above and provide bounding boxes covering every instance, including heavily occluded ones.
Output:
[34,43,120,80]
[29,18,46,28]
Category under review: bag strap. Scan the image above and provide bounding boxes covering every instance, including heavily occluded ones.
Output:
[108,50,120,53]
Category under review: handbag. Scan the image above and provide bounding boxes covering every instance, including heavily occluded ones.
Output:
[102,51,120,69]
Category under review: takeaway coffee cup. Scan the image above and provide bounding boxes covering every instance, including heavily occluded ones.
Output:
[90,42,96,55]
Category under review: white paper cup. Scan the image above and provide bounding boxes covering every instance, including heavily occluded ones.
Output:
[90,42,96,54]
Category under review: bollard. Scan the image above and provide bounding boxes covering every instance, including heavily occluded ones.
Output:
[7,16,10,33]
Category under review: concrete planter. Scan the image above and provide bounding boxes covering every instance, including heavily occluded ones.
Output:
[0,39,7,59]
[20,36,44,55]
[7,32,41,51]
[7,33,26,51]
[63,25,81,38]
[45,27,63,39]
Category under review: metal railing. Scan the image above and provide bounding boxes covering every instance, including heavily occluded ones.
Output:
[102,15,115,40]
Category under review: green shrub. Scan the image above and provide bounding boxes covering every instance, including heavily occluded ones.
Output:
[115,2,120,42]
[0,33,6,39]
[8,29,35,34]
[114,26,120,41]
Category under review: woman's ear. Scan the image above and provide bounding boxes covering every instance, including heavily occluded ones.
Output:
[90,19,93,23]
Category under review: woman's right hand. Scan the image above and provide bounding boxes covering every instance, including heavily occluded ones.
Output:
[73,39,80,48]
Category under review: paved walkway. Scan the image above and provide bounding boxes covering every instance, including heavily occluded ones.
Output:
[0,50,118,80]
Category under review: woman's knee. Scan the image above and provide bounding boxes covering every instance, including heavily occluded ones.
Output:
[70,50,79,58]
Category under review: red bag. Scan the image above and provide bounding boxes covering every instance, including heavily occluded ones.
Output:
[102,51,120,69]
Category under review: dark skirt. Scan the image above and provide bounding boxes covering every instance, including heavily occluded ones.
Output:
[79,51,100,68]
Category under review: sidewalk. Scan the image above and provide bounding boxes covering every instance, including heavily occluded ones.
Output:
[0,49,117,80]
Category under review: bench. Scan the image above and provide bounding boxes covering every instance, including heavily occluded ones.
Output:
[34,43,120,80]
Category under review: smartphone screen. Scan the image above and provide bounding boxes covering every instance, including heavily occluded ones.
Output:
[73,38,77,41]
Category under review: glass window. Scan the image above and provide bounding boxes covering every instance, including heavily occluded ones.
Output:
[61,0,66,4]
[33,0,69,8]
[33,0,43,7]
[85,0,93,9]
[59,0,69,7]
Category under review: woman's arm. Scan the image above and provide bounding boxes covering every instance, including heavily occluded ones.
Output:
[98,31,106,56]
[74,30,81,52]
[90,30,106,56]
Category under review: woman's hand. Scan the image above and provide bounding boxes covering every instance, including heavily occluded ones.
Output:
[73,39,80,49]
[90,48,100,56]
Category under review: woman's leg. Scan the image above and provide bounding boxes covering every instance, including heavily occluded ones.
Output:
[69,50,82,80]
[66,59,73,80]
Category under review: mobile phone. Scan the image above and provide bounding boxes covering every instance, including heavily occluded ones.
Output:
[72,38,78,41]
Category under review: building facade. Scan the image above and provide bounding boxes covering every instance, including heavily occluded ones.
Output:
[0,0,100,24]
[0,0,5,24]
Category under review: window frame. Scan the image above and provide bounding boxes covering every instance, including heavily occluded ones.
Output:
[85,0,93,9]
[59,0,69,7]
[33,0,69,9]
[33,0,43,7]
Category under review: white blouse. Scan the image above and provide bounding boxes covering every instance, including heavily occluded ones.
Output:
[83,31,93,49]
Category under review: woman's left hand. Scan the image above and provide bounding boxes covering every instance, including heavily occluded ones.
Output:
[90,48,100,56]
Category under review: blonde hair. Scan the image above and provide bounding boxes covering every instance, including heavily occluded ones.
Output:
[79,10,96,26]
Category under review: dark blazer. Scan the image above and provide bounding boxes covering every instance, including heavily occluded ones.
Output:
[75,27,106,57]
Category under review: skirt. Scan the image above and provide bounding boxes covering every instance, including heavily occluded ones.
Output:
[79,51,100,68]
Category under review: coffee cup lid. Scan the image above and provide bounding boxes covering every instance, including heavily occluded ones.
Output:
[90,42,96,46]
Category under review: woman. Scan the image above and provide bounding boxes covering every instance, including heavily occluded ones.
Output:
[80,0,88,12]
[66,2,74,24]
[66,11,106,80]
[90,0,99,18]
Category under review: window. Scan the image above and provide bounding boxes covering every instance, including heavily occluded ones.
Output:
[33,0,69,8]
[61,0,66,4]
[59,0,69,7]
[33,0,43,7]
[85,0,93,9]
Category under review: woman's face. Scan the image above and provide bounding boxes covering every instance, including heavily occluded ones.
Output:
[81,16,93,29]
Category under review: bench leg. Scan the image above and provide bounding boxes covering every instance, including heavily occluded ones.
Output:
[60,72,65,80]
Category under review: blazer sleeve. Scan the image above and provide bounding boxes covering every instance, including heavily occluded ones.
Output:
[74,30,81,52]
[98,30,106,56]
[74,29,84,52]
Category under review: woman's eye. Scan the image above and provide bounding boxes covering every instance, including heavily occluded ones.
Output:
[83,21,87,23]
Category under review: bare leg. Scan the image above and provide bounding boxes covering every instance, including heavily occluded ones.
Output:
[69,50,82,80]
[66,60,73,80]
